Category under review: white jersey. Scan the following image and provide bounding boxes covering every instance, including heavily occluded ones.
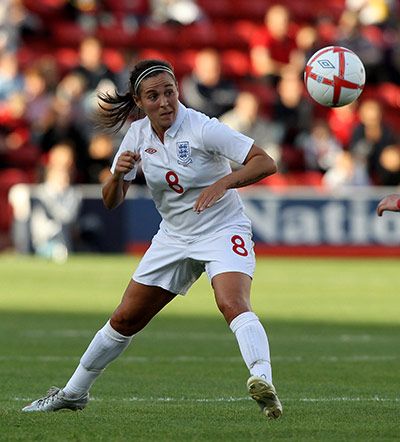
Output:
[110,102,254,240]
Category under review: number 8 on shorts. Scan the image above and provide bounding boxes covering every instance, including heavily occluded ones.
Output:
[231,235,248,256]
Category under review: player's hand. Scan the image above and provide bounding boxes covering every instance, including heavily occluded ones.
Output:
[377,194,400,216]
[193,181,228,214]
[114,151,140,176]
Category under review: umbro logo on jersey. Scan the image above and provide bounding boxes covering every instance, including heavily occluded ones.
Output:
[145,148,157,154]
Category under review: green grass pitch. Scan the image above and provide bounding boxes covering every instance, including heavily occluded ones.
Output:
[1,254,399,441]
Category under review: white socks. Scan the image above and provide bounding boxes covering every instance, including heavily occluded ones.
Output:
[229,311,272,384]
[63,320,133,398]
[63,313,272,398]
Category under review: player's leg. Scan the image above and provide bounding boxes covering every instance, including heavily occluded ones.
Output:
[22,281,175,412]
[212,272,282,419]
[110,280,176,335]
[213,272,273,382]
[64,281,175,394]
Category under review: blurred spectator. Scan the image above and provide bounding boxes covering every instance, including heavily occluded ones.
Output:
[72,36,116,94]
[334,9,386,84]
[30,142,81,262]
[86,133,114,184]
[45,141,76,173]
[292,24,320,73]
[0,92,40,178]
[180,48,238,118]
[0,0,28,53]
[272,67,313,171]
[387,27,400,86]
[55,71,89,135]
[114,49,140,93]
[315,15,339,48]
[9,141,82,260]
[0,51,24,100]
[349,98,397,184]
[220,91,281,166]
[150,0,204,26]
[297,119,343,173]
[22,66,53,142]
[376,143,400,186]
[8,182,31,253]
[67,0,100,34]
[322,150,371,190]
[30,166,82,262]
[327,102,359,149]
[346,0,389,27]
[39,96,89,182]
[34,55,60,93]
[249,4,299,84]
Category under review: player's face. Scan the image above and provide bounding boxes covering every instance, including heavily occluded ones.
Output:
[136,72,179,136]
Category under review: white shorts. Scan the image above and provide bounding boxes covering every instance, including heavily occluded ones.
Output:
[133,227,256,295]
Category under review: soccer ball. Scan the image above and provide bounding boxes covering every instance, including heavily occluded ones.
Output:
[304,46,366,107]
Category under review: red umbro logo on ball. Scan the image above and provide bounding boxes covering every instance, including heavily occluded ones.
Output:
[145,148,157,154]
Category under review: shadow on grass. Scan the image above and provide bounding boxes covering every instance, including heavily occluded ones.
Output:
[1,311,399,441]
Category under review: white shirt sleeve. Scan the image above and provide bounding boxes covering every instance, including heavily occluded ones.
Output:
[201,117,254,164]
[110,125,141,181]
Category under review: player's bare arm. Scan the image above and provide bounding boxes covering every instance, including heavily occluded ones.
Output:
[193,145,276,213]
[377,193,400,216]
[102,151,139,210]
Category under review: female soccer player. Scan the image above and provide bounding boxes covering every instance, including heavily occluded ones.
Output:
[22,60,282,419]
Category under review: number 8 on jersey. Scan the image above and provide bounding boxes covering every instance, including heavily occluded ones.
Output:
[166,171,184,194]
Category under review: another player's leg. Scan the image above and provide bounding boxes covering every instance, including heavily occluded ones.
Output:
[22,281,175,412]
[213,272,282,419]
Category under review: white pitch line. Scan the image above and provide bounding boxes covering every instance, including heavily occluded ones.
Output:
[293,397,400,403]
[21,330,397,343]
[0,355,397,363]
[121,397,400,403]
[13,396,400,403]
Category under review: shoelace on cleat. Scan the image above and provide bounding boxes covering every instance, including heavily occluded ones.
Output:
[36,387,62,407]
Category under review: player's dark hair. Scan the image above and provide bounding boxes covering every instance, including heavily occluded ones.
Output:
[96,59,175,134]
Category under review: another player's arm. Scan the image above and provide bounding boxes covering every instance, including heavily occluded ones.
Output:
[103,151,139,210]
[377,193,400,216]
[193,145,277,213]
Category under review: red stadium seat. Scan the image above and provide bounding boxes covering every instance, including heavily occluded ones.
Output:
[177,23,220,50]
[287,171,324,187]
[284,0,345,21]
[221,50,251,79]
[231,20,258,45]
[97,19,140,48]
[0,169,34,231]
[211,21,252,51]
[102,48,126,73]
[136,24,178,49]
[229,0,267,21]
[237,81,277,107]
[55,48,79,73]
[198,0,266,21]
[173,50,197,79]
[23,0,66,18]
[139,49,175,65]
[196,0,232,20]
[101,0,149,15]
[50,21,89,47]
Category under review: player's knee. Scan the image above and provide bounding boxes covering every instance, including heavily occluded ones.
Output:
[216,296,251,324]
[110,311,138,335]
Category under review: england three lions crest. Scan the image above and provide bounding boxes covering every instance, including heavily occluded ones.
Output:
[176,141,193,166]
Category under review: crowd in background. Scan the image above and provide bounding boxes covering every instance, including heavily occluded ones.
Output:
[1,0,400,254]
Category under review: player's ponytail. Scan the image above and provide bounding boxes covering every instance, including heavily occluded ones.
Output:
[96,90,137,133]
[96,59,175,134]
